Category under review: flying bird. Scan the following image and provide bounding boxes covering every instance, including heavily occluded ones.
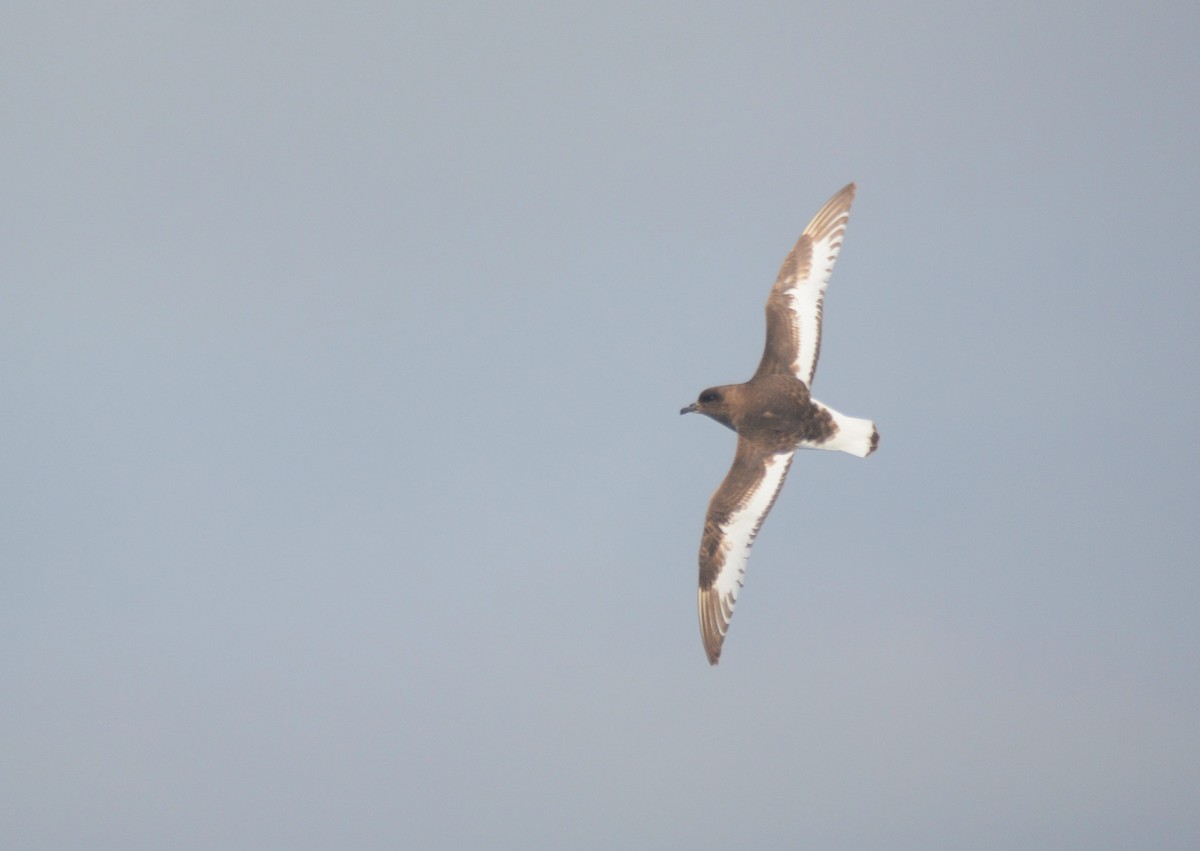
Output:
[680,183,878,665]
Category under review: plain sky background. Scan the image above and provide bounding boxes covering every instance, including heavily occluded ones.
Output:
[4,2,1199,848]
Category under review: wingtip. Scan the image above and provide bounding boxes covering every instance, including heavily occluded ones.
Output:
[705,638,722,666]
[699,587,728,666]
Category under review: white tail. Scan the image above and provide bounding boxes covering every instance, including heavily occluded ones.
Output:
[806,401,879,457]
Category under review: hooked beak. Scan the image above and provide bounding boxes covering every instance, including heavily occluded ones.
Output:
[680,402,698,415]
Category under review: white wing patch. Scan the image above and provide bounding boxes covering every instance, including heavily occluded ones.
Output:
[781,190,852,387]
[705,449,795,642]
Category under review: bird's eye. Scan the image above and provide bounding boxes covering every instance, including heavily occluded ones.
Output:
[700,389,720,404]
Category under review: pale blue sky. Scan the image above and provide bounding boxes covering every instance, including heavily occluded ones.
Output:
[4,2,1199,848]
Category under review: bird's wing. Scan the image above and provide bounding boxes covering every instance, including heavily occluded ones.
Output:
[698,438,796,665]
[754,183,856,387]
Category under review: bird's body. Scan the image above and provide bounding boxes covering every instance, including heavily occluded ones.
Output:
[680,183,878,665]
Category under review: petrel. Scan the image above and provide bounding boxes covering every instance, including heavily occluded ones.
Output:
[680,183,878,665]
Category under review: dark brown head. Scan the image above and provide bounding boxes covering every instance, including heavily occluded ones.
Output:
[680,385,738,431]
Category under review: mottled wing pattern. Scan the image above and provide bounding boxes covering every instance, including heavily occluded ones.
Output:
[698,439,796,665]
[755,183,856,387]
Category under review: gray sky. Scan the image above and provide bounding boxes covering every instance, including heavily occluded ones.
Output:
[5,2,1198,848]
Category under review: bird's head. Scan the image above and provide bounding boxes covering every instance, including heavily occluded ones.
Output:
[680,386,737,431]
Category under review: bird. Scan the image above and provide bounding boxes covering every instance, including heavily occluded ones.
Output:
[680,183,878,665]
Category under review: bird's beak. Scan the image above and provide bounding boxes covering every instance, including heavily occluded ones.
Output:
[680,402,698,415]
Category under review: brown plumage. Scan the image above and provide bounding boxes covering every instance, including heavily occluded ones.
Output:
[680,183,878,665]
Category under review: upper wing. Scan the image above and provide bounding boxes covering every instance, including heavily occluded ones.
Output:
[754,183,856,387]
[697,438,796,665]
